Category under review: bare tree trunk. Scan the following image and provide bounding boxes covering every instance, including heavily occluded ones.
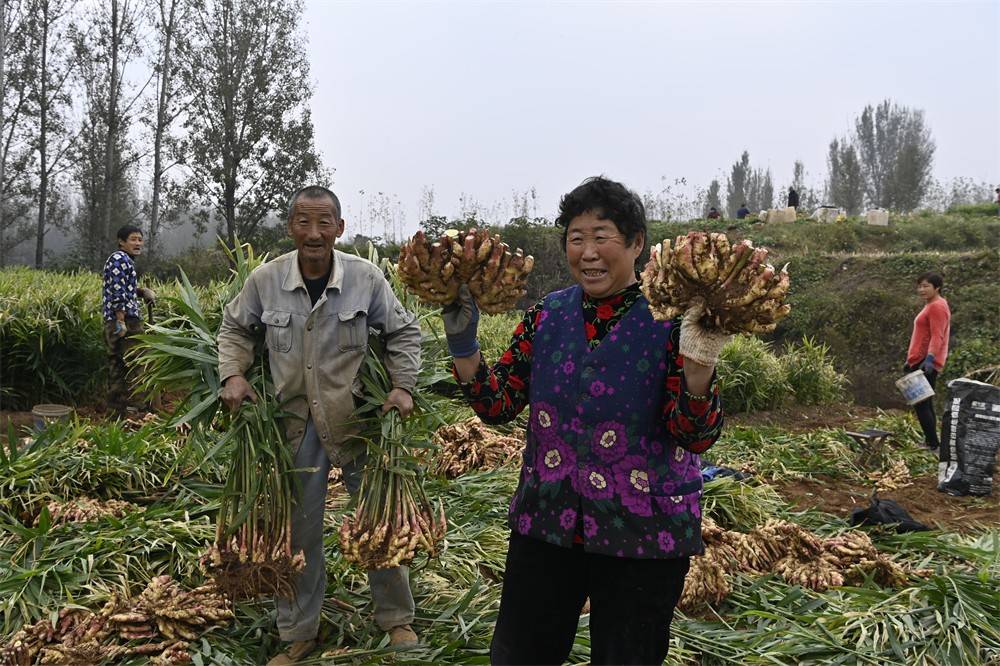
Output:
[149,0,178,260]
[225,179,236,248]
[0,0,7,267]
[35,0,50,268]
[100,0,122,257]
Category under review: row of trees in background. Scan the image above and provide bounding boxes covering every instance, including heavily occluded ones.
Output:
[0,2,991,271]
[828,100,935,214]
[698,100,939,220]
[0,0,325,268]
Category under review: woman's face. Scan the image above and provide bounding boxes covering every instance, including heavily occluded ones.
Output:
[916,279,939,302]
[565,211,644,299]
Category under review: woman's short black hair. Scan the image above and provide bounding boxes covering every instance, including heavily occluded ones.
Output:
[554,176,646,251]
[916,271,943,290]
[116,225,142,242]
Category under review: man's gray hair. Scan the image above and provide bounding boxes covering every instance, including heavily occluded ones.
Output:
[287,185,342,221]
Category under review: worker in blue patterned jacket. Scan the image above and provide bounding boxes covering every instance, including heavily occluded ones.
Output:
[102,225,157,415]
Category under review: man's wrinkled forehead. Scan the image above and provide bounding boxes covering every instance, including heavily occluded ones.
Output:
[292,198,337,219]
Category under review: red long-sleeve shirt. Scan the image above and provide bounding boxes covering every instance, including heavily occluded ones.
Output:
[907,297,950,370]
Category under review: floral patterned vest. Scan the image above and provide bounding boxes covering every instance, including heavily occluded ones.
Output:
[507,284,704,559]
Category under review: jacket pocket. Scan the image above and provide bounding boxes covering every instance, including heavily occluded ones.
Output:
[337,310,367,351]
[261,310,292,353]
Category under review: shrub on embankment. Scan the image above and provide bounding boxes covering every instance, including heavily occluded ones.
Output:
[774,249,999,405]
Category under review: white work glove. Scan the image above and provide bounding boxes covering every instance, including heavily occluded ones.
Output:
[679,299,733,367]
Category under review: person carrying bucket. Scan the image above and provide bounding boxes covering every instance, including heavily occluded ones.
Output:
[903,271,950,451]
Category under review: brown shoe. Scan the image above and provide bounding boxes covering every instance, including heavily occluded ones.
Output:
[388,624,418,648]
[266,640,317,665]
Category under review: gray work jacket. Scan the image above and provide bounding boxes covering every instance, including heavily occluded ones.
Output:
[218,249,421,465]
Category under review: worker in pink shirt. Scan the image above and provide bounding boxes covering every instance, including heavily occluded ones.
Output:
[903,272,951,450]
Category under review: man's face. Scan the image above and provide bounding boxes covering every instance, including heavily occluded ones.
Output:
[287,196,344,264]
[119,233,143,256]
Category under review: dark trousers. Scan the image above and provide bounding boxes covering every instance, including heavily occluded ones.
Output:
[104,318,144,414]
[905,366,939,448]
[491,533,690,666]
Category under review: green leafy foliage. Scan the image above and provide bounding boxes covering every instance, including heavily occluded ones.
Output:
[0,268,106,408]
[0,266,224,409]
[780,336,849,405]
[716,336,790,413]
[947,202,999,217]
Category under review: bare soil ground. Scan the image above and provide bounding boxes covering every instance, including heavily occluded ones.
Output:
[728,403,899,432]
[0,410,35,436]
[728,405,999,531]
[774,472,1000,532]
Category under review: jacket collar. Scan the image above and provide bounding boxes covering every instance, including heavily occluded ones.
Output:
[281,250,344,293]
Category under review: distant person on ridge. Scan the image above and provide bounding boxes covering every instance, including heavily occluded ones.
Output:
[903,271,951,451]
[707,206,721,220]
[787,187,800,209]
[102,225,157,416]
[736,203,750,219]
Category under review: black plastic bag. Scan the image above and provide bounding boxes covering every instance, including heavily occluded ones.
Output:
[939,379,1000,497]
[849,498,929,533]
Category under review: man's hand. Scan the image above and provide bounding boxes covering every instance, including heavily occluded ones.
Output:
[113,319,127,339]
[441,285,480,358]
[139,287,157,303]
[221,375,258,412]
[382,387,414,418]
[679,299,733,369]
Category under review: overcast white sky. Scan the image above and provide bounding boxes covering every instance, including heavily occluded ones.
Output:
[303,0,999,235]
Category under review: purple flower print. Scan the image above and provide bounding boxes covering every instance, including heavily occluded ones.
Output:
[517,513,532,535]
[531,402,559,438]
[689,499,702,519]
[613,455,653,517]
[576,464,615,501]
[654,489,701,517]
[650,441,663,456]
[559,508,577,530]
[589,380,607,397]
[562,360,576,375]
[657,530,676,553]
[536,437,576,483]
[591,421,627,464]
[583,515,598,539]
[569,417,584,434]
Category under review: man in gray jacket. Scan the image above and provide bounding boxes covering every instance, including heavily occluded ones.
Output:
[218,185,423,665]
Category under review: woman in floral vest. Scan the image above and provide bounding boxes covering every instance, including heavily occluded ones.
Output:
[442,176,729,665]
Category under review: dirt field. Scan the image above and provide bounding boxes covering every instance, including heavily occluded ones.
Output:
[728,403,896,432]
[775,472,999,532]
